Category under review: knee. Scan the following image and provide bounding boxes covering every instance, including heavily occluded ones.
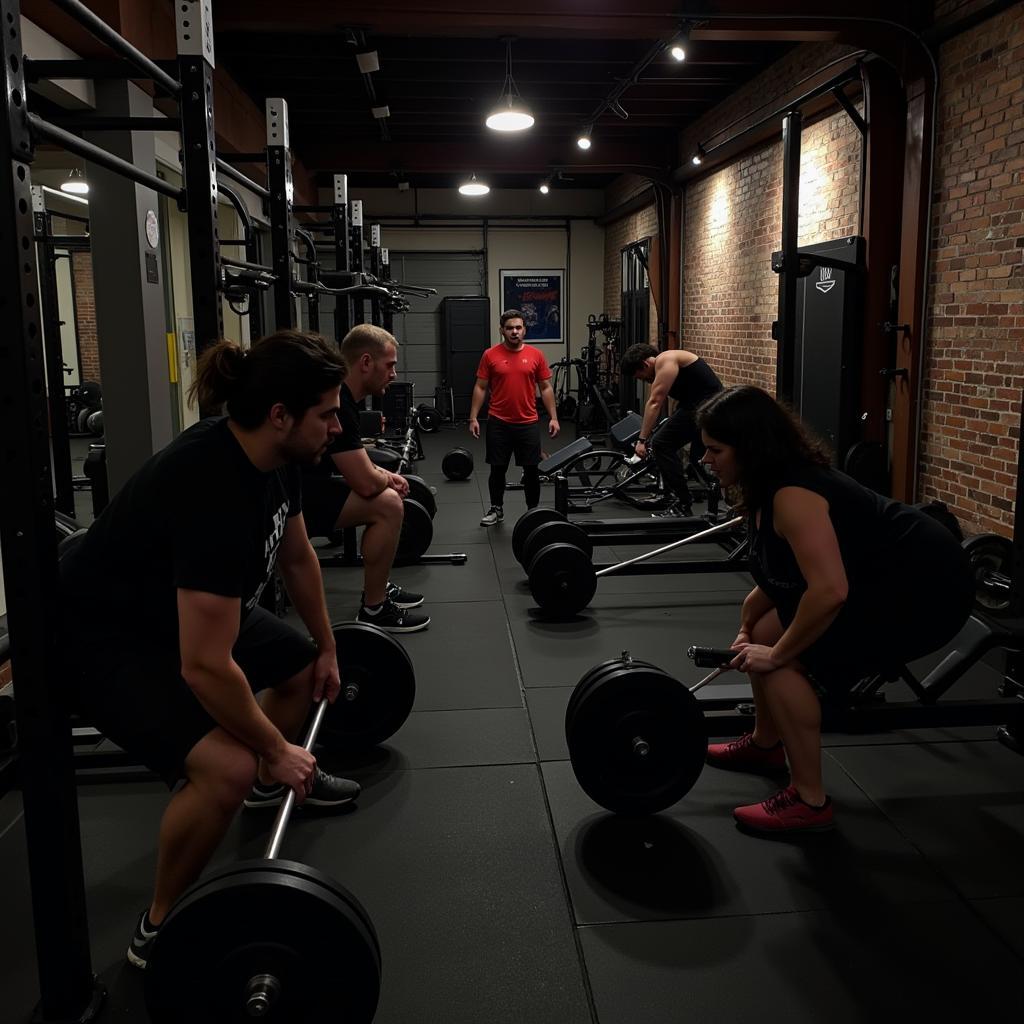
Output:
[373,487,404,524]
[195,745,259,810]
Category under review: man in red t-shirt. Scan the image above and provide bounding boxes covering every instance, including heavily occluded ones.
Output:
[468,309,560,525]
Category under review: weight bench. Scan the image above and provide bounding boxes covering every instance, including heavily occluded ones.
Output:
[538,437,594,476]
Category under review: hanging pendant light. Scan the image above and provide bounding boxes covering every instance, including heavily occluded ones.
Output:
[485,38,534,132]
[458,173,490,196]
[60,167,90,195]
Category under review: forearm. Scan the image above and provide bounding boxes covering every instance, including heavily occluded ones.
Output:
[539,385,557,420]
[278,547,336,650]
[640,395,663,439]
[739,586,775,633]
[186,663,284,759]
[771,587,845,665]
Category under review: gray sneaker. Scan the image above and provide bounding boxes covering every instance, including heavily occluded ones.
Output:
[480,505,504,526]
[244,768,361,809]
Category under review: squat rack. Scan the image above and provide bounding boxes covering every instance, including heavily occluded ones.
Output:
[0,1,235,1019]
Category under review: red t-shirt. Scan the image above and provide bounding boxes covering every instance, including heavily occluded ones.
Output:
[476,343,552,424]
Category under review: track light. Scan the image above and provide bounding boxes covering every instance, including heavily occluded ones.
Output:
[539,182,550,194]
[576,129,592,150]
[356,50,380,74]
[691,144,705,166]
[60,167,89,195]
[458,173,490,196]
[371,105,390,119]
[485,38,534,132]
[669,26,690,62]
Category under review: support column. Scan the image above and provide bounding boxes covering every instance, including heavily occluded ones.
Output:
[773,109,802,403]
[85,79,173,493]
[332,174,351,341]
[267,97,295,331]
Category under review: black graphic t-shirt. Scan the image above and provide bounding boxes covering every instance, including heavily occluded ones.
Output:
[61,417,302,644]
[307,383,365,477]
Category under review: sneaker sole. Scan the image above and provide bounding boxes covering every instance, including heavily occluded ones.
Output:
[372,619,430,633]
[245,792,360,809]
[734,818,836,836]
[126,947,148,970]
[391,597,425,609]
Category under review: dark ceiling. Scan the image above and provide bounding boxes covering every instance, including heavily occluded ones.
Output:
[212,2,795,191]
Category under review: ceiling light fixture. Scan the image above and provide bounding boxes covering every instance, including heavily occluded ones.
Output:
[458,173,490,196]
[42,183,88,205]
[371,105,390,119]
[60,167,89,195]
[576,127,592,150]
[356,50,380,74]
[670,26,690,62]
[485,37,534,132]
[691,143,705,166]
[539,182,550,194]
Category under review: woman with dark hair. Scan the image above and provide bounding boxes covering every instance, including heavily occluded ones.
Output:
[696,385,973,835]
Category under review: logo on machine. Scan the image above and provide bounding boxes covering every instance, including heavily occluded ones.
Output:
[815,267,837,294]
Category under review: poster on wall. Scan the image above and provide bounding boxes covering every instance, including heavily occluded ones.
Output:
[499,269,564,346]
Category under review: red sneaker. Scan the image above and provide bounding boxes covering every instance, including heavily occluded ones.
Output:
[706,733,787,776]
[734,785,834,835]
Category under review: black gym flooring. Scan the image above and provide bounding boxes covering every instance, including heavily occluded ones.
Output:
[2,426,1023,1022]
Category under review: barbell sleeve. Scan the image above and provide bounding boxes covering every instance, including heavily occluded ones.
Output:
[594,515,745,579]
[264,698,330,861]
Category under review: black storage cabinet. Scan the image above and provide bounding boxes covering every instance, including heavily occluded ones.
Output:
[440,296,490,420]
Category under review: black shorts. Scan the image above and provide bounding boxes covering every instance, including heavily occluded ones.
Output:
[302,474,354,538]
[485,417,542,467]
[71,607,318,787]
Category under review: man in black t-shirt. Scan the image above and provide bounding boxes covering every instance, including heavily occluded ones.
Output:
[60,331,362,970]
[303,324,430,632]
[620,343,724,517]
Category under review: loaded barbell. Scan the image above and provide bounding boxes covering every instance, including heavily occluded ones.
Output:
[566,645,736,815]
[526,515,745,618]
[145,621,414,1021]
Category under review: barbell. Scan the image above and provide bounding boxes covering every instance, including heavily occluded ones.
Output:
[145,621,413,1021]
[526,516,746,618]
[566,645,736,815]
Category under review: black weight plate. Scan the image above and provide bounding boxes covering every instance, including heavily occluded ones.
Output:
[403,474,437,518]
[395,498,433,563]
[566,666,707,815]
[512,507,567,565]
[565,657,645,729]
[441,447,474,481]
[417,405,442,432]
[321,621,416,750]
[146,859,381,1024]
[527,542,597,618]
[521,520,593,571]
[963,533,1013,616]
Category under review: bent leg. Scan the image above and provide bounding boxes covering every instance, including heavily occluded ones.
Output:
[651,411,696,509]
[337,488,404,605]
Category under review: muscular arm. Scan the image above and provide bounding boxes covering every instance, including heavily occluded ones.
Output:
[331,446,391,500]
[468,378,489,423]
[177,589,286,760]
[537,379,558,421]
[769,487,849,665]
[638,357,677,440]
[276,514,335,652]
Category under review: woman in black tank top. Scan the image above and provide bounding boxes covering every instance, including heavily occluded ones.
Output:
[692,386,972,836]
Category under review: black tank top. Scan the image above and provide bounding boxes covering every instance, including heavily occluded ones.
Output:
[667,357,722,409]
[749,463,946,616]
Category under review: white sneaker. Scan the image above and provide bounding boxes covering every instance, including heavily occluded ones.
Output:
[480,506,504,526]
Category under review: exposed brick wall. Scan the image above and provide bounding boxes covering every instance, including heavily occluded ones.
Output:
[71,252,100,385]
[917,5,1024,536]
[682,105,862,391]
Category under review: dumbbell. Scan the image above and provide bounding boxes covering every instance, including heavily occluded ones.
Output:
[565,645,736,815]
[441,447,473,481]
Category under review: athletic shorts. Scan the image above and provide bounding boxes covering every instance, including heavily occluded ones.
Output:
[302,474,354,538]
[69,607,318,787]
[485,417,542,467]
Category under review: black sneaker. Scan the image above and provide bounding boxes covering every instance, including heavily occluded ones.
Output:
[651,501,691,519]
[126,909,159,970]
[480,505,504,526]
[386,580,424,609]
[357,598,430,633]
[244,768,362,809]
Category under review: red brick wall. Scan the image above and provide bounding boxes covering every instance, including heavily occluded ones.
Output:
[681,105,862,391]
[918,4,1024,536]
[72,251,100,385]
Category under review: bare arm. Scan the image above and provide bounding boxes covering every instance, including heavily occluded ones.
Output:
[276,514,335,652]
[769,487,849,665]
[537,379,559,434]
[638,357,677,440]
[331,446,391,500]
[468,378,489,423]
[177,589,287,760]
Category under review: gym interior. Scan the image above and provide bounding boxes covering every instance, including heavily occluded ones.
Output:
[1,2,1022,1022]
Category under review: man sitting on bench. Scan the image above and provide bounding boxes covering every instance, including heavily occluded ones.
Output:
[620,343,724,517]
[302,325,429,633]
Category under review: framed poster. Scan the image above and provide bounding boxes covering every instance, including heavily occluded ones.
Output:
[499,269,563,345]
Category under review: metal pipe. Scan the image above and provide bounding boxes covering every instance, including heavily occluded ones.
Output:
[594,516,744,578]
[215,158,270,201]
[49,0,181,96]
[28,114,184,202]
[265,700,329,860]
